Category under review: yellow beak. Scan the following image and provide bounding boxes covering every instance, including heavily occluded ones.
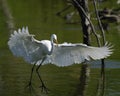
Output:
[54,39,58,46]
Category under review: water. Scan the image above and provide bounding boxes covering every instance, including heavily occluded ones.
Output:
[90,60,120,68]
[0,0,120,96]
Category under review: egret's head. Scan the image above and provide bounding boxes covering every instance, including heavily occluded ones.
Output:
[51,34,58,44]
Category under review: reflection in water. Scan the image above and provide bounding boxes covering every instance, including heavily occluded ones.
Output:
[106,70,120,96]
[0,0,120,96]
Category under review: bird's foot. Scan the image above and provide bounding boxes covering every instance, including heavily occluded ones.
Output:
[25,81,34,93]
[25,82,38,96]
[39,83,50,93]
[26,81,32,87]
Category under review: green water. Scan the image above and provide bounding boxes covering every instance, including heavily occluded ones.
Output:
[0,0,120,96]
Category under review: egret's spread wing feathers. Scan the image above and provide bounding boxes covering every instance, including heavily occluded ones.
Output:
[8,27,44,63]
[8,27,113,66]
[43,43,112,66]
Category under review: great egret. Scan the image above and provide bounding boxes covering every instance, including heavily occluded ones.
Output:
[8,27,113,92]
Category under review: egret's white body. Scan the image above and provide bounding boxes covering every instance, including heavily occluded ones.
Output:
[8,27,113,66]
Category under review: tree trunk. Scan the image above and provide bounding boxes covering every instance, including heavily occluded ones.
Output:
[72,0,91,96]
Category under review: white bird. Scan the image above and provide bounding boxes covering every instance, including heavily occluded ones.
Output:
[8,27,113,92]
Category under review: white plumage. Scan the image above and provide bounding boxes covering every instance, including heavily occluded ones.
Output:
[8,27,113,66]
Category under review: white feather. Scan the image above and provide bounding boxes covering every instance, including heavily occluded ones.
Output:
[42,43,113,66]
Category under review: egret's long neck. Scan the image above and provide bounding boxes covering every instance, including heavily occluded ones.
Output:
[49,38,54,55]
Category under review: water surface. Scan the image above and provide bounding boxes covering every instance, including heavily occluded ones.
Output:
[0,0,120,96]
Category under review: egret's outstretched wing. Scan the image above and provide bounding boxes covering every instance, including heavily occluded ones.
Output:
[8,27,113,66]
[8,27,44,63]
[42,43,113,66]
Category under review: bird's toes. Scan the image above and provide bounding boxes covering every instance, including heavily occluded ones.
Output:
[39,84,50,93]
[25,82,34,90]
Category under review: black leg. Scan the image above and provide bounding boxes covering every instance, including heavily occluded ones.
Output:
[36,57,49,93]
[29,63,36,85]
[25,63,36,92]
